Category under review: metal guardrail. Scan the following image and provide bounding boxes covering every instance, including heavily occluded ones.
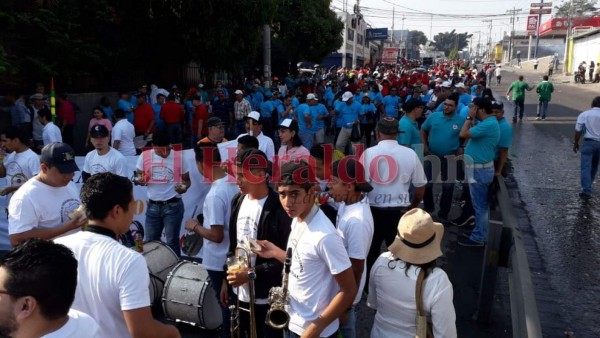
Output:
[495,176,543,338]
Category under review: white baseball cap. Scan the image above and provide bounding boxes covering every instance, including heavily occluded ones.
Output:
[306,93,318,101]
[247,111,261,122]
[441,81,452,88]
[342,91,354,102]
[455,83,465,89]
[235,90,244,95]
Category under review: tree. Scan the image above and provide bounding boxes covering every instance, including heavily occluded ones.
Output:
[554,0,598,17]
[410,30,429,47]
[449,48,459,60]
[432,30,472,57]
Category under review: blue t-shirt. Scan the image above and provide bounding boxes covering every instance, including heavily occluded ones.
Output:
[260,100,274,118]
[421,111,465,156]
[382,95,400,118]
[249,91,264,111]
[151,103,166,130]
[310,103,329,133]
[398,115,421,147]
[338,101,361,128]
[458,105,470,118]
[360,103,376,125]
[292,97,300,109]
[465,116,500,164]
[296,103,312,133]
[470,85,478,96]
[118,99,134,123]
[368,91,383,104]
[334,100,344,128]
[495,117,513,160]
[459,93,472,107]
[102,106,114,122]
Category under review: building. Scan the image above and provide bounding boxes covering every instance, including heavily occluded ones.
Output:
[569,28,600,75]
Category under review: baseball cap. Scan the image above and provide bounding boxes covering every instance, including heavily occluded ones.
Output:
[207,117,225,128]
[441,81,452,88]
[306,93,318,101]
[30,93,44,100]
[455,83,465,89]
[435,78,443,83]
[235,89,244,95]
[41,143,79,174]
[246,111,262,124]
[377,117,399,135]
[90,124,109,138]
[403,98,426,113]
[342,91,354,102]
[491,101,504,110]
[279,118,299,132]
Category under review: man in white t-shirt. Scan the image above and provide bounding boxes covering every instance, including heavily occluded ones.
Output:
[8,143,85,247]
[255,161,357,338]
[0,128,39,197]
[136,130,191,256]
[82,124,129,182]
[236,111,275,162]
[327,159,374,338]
[360,117,427,285]
[224,149,292,338]
[38,108,62,145]
[112,108,137,156]
[0,238,99,338]
[183,144,238,338]
[55,173,180,338]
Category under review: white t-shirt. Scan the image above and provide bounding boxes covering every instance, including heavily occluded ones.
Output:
[236,132,275,162]
[136,148,189,201]
[198,175,239,271]
[112,119,137,156]
[360,140,427,207]
[8,178,81,237]
[42,122,62,145]
[286,208,352,337]
[336,196,374,305]
[234,195,267,303]
[54,231,151,338]
[367,252,457,338]
[83,147,129,178]
[41,309,99,338]
[495,67,502,77]
[2,148,39,189]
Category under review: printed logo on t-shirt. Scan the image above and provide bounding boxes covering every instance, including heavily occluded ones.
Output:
[90,164,108,175]
[452,124,458,130]
[6,161,26,185]
[150,166,174,182]
[61,198,80,223]
[290,249,304,279]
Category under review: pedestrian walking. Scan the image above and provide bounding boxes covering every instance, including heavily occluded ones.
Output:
[495,66,502,85]
[573,96,600,199]
[536,76,554,120]
[589,61,595,82]
[533,58,539,70]
[548,62,554,78]
[506,75,535,122]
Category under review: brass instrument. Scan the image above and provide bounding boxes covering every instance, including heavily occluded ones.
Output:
[229,246,257,338]
[266,248,293,329]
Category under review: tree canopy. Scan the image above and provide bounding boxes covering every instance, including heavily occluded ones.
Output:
[432,30,472,58]
[554,0,598,17]
[410,30,429,47]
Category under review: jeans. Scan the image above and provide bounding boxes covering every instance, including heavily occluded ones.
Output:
[361,123,375,148]
[166,123,183,144]
[423,155,457,218]
[299,131,315,150]
[314,128,325,144]
[367,207,406,288]
[144,199,184,256]
[339,306,357,338]
[467,166,495,243]
[537,101,549,118]
[284,330,338,338]
[207,270,230,338]
[513,100,525,119]
[580,140,600,195]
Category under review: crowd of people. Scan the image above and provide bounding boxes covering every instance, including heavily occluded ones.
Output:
[0,61,521,338]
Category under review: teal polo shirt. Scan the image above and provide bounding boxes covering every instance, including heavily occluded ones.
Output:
[398,115,422,148]
[465,116,500,164]
[421,111,465,156]
[494,117,513,160]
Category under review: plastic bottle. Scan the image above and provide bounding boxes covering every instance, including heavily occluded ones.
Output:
[135,233,144,253]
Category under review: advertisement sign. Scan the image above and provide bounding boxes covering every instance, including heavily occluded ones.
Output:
[365,28,388,41]
[530,8,552,14]
[527,16,539,31]
[382,48,400,64]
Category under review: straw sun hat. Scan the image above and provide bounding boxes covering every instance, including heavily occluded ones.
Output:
[388,208,444,264]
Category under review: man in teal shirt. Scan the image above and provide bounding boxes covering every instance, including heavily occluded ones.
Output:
[398,98,424,157]
[458,97,500,246]
[535,75,554,120]
[506,75,535,122]
[420,92,465,223]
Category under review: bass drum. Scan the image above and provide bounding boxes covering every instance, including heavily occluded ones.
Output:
[142,241,179,304]
[162,261,222,329]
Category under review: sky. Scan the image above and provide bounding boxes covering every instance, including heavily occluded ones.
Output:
[330,0,567,44]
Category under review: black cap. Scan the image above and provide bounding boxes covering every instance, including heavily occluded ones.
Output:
[207,117,225,128]
[89,124,109,138]
[491,100,504,110]
[376,117,399,135]
[41,143,79,173]
[332,159,373,193]
[403,98,426,113]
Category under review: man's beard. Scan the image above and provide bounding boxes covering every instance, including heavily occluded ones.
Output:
[0,310,18,337]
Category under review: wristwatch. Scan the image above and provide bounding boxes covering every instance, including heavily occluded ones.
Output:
[247,268,256,280]
[466,116,473,120]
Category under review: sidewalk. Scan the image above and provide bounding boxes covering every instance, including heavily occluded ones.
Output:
[502,64,600,86]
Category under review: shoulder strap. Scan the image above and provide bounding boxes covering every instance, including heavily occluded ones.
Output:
[415,268,430,316]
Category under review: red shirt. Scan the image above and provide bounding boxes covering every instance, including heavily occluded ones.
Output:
[193,104,209,137]
[134,102,154,133]
[57,100,76,125]
[159,101,184,124]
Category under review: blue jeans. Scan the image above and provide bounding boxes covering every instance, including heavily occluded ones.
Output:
[467,166,495,243]
[537,101,549,118]
[299,131,315,150]
[166,123,182,144]
[339,306,356,338]
[144,199,184,256]
[284,329,338,338]
[580,140,600,195]
[207,270,230,338]
[513,100,525,119]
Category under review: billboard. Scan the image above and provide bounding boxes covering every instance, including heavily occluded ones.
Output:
[366,28,388,41]
[382,48,400,64]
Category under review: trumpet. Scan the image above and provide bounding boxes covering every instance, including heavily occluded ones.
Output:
[266,248,293,329]
[228,246,257,338]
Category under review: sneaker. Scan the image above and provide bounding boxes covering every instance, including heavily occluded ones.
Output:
[579,192,592,200]
[461,232,472,239]
[541,117,546,120]
[458,237,485,247]
[535,117,541,120]
[451,215,475,227]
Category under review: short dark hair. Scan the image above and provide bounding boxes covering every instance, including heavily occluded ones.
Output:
[0,238,77,320]
[114,108,126,119]
[238,135,259,150]
[310,144,325,161]
[473,97,493,115]
[518,75,524,81]
[592,96,600,108]
[543,75,549,81]
[3,126,31,144]
[195,143,222,163]
[278,161,315,192]
[152,130,171,146]
[80,173,133,220]
[446,92,459,106]
[37,107,52,121]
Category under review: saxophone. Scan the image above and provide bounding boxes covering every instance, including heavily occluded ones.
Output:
[266,248,292,329]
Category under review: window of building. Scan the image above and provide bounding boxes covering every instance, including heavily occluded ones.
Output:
[347,28,354,41]
[357,33,363,46]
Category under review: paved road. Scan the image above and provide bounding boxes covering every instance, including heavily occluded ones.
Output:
[492,68,600,338]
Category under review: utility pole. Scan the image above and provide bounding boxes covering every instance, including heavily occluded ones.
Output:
[477,31,481,59]
[506,7,522,64]
[391,7,395,44]
[351,0,360,69]
[430,14,433,41]
[564,0,574,75]
[263,24,271,88]
[401,16,406,57]
[534,0,543,58]
[482,20,492,60]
